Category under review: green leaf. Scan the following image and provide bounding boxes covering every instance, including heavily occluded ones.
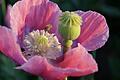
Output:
[0,53,40,80]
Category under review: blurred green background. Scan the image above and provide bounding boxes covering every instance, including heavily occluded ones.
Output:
[0,0,120,80]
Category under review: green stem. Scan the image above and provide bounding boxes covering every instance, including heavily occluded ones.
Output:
[63,40,73,80]
[63,40,73,54]
[1,0,6,17]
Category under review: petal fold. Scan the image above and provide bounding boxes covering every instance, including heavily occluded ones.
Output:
[0,26,27,65]
[17,44,97,80]
[58,44,98,76]
[16,56,66,80]
[76,11,109,51]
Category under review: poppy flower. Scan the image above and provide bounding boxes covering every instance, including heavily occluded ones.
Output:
[0,0,109,80]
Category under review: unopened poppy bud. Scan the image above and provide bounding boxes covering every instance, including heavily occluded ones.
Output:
[59,11,82,40]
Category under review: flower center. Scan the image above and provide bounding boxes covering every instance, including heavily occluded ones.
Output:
[36,36,48,46]
[23,30,62,60]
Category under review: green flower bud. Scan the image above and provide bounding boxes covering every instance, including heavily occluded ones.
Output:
[59,11,82,40]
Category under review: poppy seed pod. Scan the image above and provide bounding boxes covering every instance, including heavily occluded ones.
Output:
[59,11,82,40]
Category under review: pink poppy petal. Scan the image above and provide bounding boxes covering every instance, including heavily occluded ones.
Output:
[58,44,98,76]
[76,11,109,51]
[0,26,27,65]
[5,5,12,27]
[17,44,97,80]
[16,56,67,80]
[10,0,48,34]
[10,0,61,46]
[25,1,61,33]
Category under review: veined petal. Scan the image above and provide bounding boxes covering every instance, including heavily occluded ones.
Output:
[10,0,48,34]
[0,26,27,65]
[10,0,61,45]
[17,44,97,80]
[76,11,109,51]
[25,1,61,33]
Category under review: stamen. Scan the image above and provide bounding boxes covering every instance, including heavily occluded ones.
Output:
[45,24,52,31]
[23,30,62,60]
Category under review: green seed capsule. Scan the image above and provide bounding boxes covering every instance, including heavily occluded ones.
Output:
[59,11,82,40]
